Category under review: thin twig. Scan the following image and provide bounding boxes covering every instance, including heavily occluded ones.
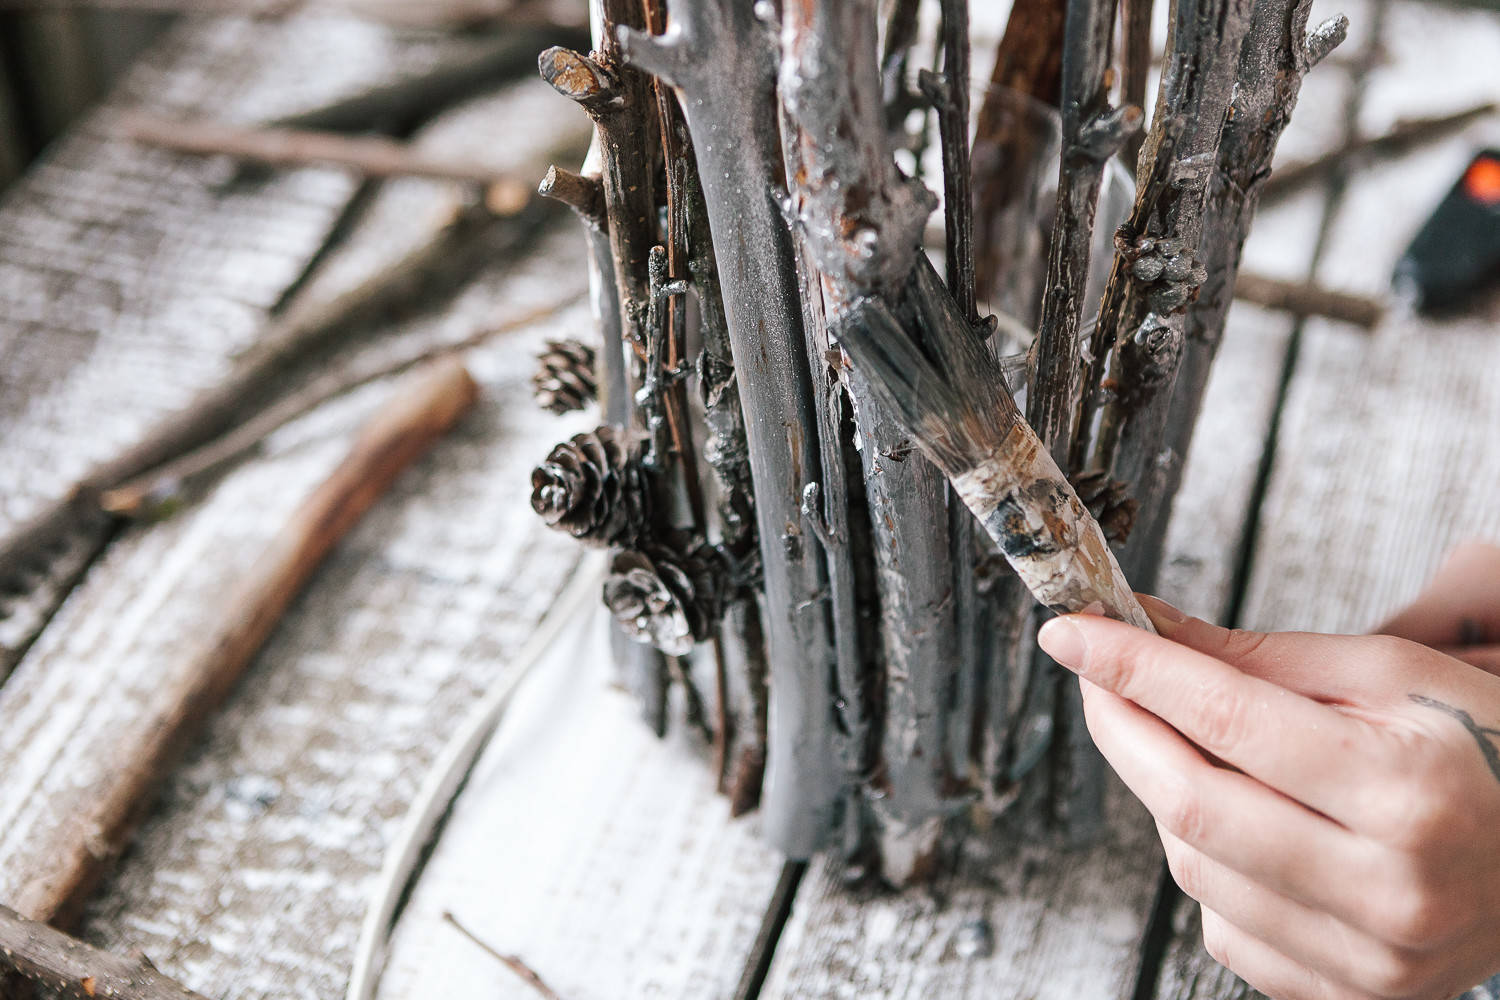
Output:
[1232,271,1383,328]
[100,295,583,518]
[1119,0,1153,172]
[1260,100,1497,204]
[121,113,534,210]
[1028,0,1140,459]
[441,911,568,1000]
[0,196,552,590]
[343,555,606,1000]
[0,0,585,26]
[0,904,211,1000]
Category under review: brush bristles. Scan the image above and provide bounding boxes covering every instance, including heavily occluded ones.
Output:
[832,262,1023,478]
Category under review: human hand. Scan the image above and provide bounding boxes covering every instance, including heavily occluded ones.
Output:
[1378,540,1500,675]
[1037,596,1500,1000]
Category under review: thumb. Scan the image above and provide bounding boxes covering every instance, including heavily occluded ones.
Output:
[1137,594,1427,709]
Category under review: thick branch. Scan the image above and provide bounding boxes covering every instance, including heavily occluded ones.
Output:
[0,904,211,1000]
[1076,0,1257,475]
[1117,0,1349,587]
[781,0,965,879]
[618,0,842,856]
[13,359,477,927]
[1028,0,1139,460]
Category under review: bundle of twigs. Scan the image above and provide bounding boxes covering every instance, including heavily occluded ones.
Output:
[527,0,1345,881]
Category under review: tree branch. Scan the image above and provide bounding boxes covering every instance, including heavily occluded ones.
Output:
[1260,100,1496,204]
[1115,0,1349,588]
[618,0,843,857]
[12,358,477,927]
[120,113,533,207]
[1075,0,1258,476]
[0,904,211,1000]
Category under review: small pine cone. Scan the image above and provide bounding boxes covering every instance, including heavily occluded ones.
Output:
[530,426,649,546]
[532,338,598,414]
[1072,470,1139,545]
[603,542,730,656]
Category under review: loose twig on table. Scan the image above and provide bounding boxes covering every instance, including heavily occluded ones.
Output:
[99,296,582,519]
[1232,271,1383,329]
[0,904,211,1000]
[12,359,477,927]
[441,911,567,1000]
[120,113,534,212]
[1260,100,1497,204]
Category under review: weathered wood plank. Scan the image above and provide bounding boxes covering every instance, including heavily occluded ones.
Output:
[1155,3,1500,995]
[13,233,599,997]
[0,16,521,675]
[370,613,786,1000]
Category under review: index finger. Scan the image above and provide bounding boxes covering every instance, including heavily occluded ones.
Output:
[1038,613,1375,826]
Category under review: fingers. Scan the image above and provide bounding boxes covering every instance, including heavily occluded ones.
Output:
[1161,829,1441,997]
[1199,908,1350,1000]
[1136,595,1421,707]
[1435,644,1500,676]
[1078,682,1383,929]
[1377,540,1500,653]
[1041,612,1381,821]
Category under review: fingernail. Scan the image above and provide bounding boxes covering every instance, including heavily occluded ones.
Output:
[1038,617,1088,672]
[1138,594,1188,632]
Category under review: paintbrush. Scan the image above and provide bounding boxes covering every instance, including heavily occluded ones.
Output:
[831,256,1153,632]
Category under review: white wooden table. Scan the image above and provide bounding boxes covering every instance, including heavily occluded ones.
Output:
[1,6,1498,999]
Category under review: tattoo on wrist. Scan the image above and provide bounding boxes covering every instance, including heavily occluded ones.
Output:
[1409,694,1500,783]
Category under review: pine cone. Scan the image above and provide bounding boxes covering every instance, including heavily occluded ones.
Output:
[530,426,649,546]
[532,338,598,414]
[1072,470,1139,545]
[603,543,730,656]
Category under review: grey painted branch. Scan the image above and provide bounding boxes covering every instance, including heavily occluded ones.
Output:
[926,0,977,322]
[1028,0,1140,460]
[0,904,210,1000]
[1120,0,1348,587]
[1016,0,1140,840]
[780,0,964,881]
[679,130,769,813]
[617,0,842,857]
[1075,0,1257,477]
[786,234,877,853]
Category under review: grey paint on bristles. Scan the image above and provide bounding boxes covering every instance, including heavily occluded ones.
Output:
[834,258,1153,632]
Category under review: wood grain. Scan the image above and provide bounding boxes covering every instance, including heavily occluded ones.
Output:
[1154,2,1500,995]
